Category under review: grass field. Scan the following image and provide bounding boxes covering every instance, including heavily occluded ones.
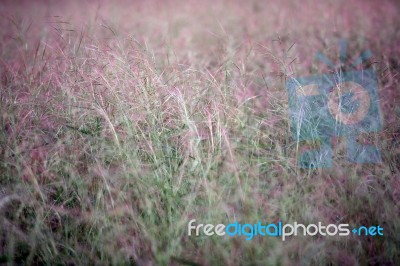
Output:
[0,0,400,265]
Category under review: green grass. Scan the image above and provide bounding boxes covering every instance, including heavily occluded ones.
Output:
[0,0,400,265]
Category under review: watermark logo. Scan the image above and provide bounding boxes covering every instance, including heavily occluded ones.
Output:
[286,39,382,168]
[187,219,383,241]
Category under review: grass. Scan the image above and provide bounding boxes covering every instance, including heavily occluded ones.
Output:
[0,0,400,265]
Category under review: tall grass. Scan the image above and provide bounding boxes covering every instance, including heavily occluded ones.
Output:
[0,0,399,265]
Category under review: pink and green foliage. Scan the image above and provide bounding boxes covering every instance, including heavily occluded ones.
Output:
[0,0,399,265]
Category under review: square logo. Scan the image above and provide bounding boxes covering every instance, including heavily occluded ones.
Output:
[286,41,382,168]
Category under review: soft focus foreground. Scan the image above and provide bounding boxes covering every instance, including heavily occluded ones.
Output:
[0,0,399,265]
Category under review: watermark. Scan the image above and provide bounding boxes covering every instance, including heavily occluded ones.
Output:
[286,39,382,168]
[187,219,383,241]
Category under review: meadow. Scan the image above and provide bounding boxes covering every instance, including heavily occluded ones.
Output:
[0,0,399,265]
